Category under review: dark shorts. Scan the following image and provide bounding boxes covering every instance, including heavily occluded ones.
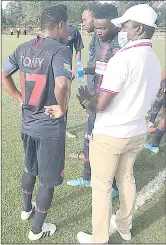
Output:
[21,133,66,188]
[11,32,13,35]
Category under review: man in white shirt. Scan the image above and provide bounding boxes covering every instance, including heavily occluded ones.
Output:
[76,4,161,244]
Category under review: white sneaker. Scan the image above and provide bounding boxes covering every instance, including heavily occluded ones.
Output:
[77,232,93,243]
[110,215,131,241]
[28,223,56,241]
[21,202,36,221]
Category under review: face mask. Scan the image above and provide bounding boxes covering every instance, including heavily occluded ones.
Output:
[118,31,128,48]
[118,25,139,48]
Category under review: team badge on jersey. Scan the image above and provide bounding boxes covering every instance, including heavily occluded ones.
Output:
[63,63,72,73]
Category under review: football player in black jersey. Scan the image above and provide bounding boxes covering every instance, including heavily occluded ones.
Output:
[2,6,72,241]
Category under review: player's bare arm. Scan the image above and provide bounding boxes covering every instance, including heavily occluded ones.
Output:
[88,90,117,112]
[44,42,72,119]
[55,76,71,114]
[72,50,82,78]
[2,68,23,105]
[72,25,84,78]
[75,50,81,62]
[45,77,71,119]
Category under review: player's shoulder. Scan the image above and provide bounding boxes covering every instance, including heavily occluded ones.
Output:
[57,44,71,54]
[92,32,101,46]
[110,36,120,54]
[107,46,127,65]
[69,24,80,34]
[42,39,72,59]
[91,32,98,42]
[39,37,68,53]
[69,24,77,31]
[111,36,119,47]
[17,37,71,56]
[93,32,98,38]
[15,38,37,52]
[49,41,72,58]
[44,37,64,48]
[93,32,99,40]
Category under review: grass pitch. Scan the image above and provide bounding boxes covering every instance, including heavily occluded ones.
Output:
[1,35,166,244]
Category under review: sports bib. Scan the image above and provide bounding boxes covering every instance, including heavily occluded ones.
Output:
[95,61,107,75]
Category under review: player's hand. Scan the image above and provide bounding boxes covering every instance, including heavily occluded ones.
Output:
[44,105,64,119]
[77,85,94,101]
[72,70,76,80]
[83,66,96,75]
[76,85,94,109]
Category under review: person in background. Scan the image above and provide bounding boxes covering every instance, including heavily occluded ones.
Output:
[76,4,160,243]
[69,8,96,161]
[57,4,84,138]
[10,28,14,36]
[144,67,166,153]
[2,6,72,241]
[23,27,27,36]
[17,27,20,38]
[67,4,120,202]
[147,67,166,132]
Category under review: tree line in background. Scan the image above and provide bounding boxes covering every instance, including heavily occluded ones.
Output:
[2,0,166,28]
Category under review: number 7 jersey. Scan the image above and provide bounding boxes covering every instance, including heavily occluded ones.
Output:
[2,36,72,138]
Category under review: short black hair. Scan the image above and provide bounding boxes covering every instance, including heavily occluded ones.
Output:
[94,3,118,20]
[41,6,68,31]
[57,4,67,13]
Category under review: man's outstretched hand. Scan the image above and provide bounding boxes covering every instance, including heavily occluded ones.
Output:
[76,85,94,109]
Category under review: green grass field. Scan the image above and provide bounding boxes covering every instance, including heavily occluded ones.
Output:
[2,35,166,244]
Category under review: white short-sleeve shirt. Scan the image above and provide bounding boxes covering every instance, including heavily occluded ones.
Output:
[93,39,161,138]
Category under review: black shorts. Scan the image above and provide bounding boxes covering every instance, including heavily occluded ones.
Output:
[11,32,13,35]
[21,133,66,188]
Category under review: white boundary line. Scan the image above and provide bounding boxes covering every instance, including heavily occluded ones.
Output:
[109,169,166,234]
[135,169,166,210]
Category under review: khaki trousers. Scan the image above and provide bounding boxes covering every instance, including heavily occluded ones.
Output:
[89,133,146,243]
